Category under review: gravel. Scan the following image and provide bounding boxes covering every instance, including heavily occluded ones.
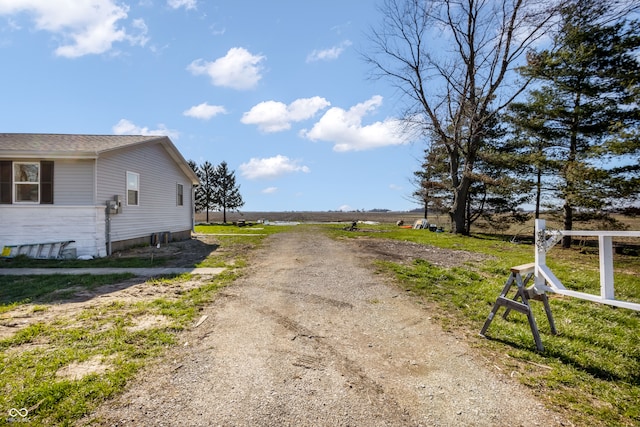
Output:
[80,228,568,426]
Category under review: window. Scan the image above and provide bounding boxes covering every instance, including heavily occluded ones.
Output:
[0,161,53,204]
[14,162,39,202]
[127,171,139,206]
[177,183,184,206]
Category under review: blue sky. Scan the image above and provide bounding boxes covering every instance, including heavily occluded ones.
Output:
[0,0,425,212]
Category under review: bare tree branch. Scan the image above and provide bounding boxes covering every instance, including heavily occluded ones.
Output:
[363,0,563,233]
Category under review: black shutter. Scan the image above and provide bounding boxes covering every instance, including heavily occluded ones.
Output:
[0,161,11,204]
[40,161,54,204]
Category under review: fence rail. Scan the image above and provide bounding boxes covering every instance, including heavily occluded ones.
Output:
[534,219,640,311]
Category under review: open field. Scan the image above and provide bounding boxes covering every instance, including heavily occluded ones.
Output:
[197,210,640,236]
[196,210,426,226]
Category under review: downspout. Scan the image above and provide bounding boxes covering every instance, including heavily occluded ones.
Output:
[192,184,196,232]
[105,206,112,256]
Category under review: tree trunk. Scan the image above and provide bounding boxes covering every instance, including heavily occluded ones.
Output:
[450,204,467,235]
[223,206,227,224]
[449,178,471,235]
[562,93,580,248]
[465,195,471,235]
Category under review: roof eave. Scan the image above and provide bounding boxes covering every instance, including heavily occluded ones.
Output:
[0,150,98,159]
[94,136,166,155]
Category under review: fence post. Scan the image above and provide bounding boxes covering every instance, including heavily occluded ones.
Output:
[599,235,615,300]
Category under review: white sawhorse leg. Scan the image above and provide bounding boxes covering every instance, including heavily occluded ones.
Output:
[480,263,556,351]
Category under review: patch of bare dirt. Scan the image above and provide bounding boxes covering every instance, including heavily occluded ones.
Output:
[344,236,491,267]
[56,355,111,380]
[0,275,214,341]
[126,314,172,332]
[0,236,221,341]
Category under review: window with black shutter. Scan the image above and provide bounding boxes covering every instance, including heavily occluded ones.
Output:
[0,161,11,204]
[41,161,54,204]
[0,160,54,204]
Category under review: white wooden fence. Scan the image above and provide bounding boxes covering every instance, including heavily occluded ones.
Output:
[534,219,640,311]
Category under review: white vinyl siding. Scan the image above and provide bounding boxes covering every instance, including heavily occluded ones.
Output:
[0,205,107,257]
[53,159,95,205]
[97,143,193,242]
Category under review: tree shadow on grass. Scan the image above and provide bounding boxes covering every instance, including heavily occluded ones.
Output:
[0,273,137,308]
[481,332,640,386]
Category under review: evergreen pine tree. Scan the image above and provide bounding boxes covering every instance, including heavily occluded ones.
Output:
[213,161,244,224]
[516,0,640,246]
[199,161,217,223]
[188,160,207,217]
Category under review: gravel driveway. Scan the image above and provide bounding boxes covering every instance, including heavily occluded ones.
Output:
[82,228,567,426]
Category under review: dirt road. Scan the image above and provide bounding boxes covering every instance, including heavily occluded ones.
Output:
[83,228,567,426]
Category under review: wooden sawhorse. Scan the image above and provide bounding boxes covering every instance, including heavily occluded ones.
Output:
[480,263,557,351]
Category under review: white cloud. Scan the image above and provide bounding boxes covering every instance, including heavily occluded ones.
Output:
[262,187,278,194]
[167,0,197,10]
[0,0,148,58]
[5,17,21,31]
[210,23,226,36]
[389,184,403,191]
[112,119,179,140]
[239,155,310,180]
[300,95,414,152]
[183,102,227,120]
[306,40,352,63]
[187,47,265,90]
[127,18,149,47]
[241,97,330,132]
[338,204,353,212]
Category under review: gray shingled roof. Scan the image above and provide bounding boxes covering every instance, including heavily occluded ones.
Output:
[0,133,164,155]
[0,133,199,184]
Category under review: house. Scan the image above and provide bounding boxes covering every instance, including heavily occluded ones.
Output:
[0,133,200,258]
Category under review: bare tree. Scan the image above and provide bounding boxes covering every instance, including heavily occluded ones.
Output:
[365,0,561,234]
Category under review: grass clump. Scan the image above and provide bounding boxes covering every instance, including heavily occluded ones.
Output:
[195,223,294,236]
[194,223,293,269]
